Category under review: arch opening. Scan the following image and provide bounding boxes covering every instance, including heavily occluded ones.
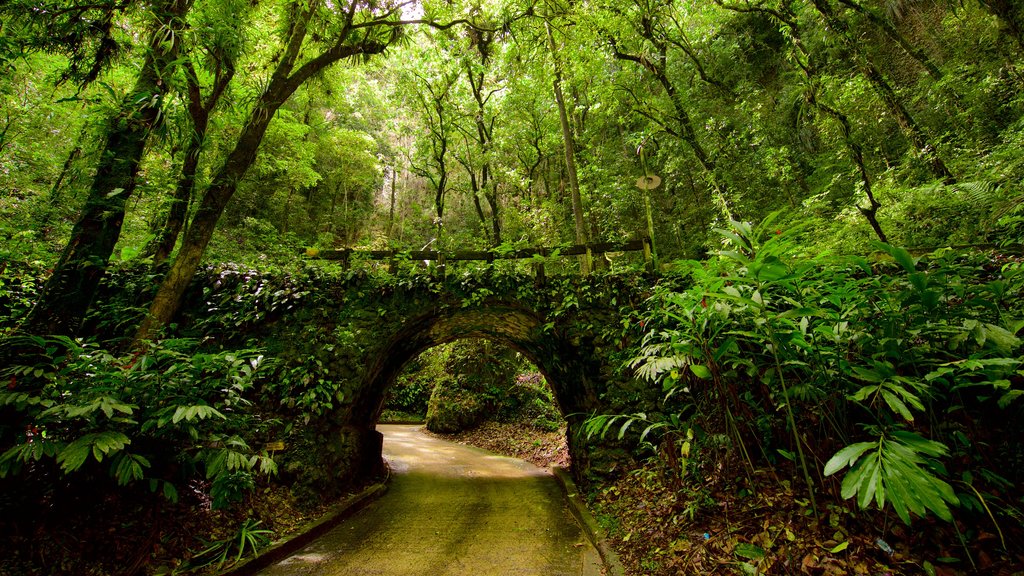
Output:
[381,338,568,463]
[339,303,601,480]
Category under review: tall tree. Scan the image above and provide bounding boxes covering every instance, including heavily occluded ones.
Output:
[21,0,193,335]
[145,0,244,267]
[717,0,890,241]
[807,0,955,183]
[136,0,399,341]
[545,19,590,272]
[404,45,460,246]
[455,24,502,246]
[979,0,1024,51]
[600,0,735,220]
[136,2,512,339]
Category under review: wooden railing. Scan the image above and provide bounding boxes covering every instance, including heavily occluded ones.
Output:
[304,238,655,275]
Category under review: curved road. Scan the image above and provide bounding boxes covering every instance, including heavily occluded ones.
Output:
[257,424,602,576]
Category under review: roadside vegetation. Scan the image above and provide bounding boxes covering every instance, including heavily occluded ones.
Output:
[581,221,1024,575]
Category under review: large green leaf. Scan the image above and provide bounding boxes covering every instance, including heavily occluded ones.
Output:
[824,441,876,476]
[872,242,917,273]
[57,431,131,473]
[829,432,955,524]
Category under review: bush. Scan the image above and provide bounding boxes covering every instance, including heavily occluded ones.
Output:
[425,384,485,433]
[589,214,1024,526]
[420,340,562,433]
[0,336,278,510]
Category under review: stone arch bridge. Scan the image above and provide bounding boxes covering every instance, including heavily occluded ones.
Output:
[173,257,662,490]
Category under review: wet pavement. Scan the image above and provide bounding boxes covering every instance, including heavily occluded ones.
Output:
[256,424,600,576]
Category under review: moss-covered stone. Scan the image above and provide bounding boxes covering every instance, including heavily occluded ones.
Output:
[165,264,671,490]
[425,386,485,433]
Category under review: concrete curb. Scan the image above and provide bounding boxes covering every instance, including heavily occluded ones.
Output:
[552,466,626,576]
[216,481,387,576]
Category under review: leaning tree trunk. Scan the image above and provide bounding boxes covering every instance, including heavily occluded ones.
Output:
[980,0,1024,52]
[148,60,234,268]
[21,0,192,336]
[836,0,944,80]
[135,4,391,342]
[40,125,87,231]
[777,2,891,243]
[611,38,734,220]
[810,0,955,183]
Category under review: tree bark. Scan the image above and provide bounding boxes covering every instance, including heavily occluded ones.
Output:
[327,179,341,236]
[21,0,193,336]
[816,98,888,242]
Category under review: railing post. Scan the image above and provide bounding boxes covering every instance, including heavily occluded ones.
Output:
[584,245,593,276]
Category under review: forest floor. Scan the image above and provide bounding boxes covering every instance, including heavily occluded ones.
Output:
[437,420,1024,576]
[424,420,570,469]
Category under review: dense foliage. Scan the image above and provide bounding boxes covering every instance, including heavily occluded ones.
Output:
[584,218,1024,572]
[386,339,562,432]
[2,0,1024,572]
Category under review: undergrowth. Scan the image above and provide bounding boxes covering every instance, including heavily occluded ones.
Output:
[585,214,1024,574]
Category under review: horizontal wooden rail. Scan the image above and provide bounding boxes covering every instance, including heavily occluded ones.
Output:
[305,239,650,262]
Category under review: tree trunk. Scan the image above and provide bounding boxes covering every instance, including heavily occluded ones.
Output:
[468,171,490,242]
[21,0,192,336]
[135,2,390,341]
[611,41,733,220]
[836,0,944,80]
[816,99,888,242]
[342,180,350,243]
[39,129,84,232]
[486,187,501,246]
[980,0,1024,52]
[810,0,955,183]
[434,171,448,244]
[327,179,341,236]
[782,1,890,242]
[282,187,294,234]
[387,165,396,240]
[546,22,589,273]
[148,60,234,268]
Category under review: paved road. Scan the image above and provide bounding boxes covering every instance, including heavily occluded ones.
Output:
[257,424,601,576]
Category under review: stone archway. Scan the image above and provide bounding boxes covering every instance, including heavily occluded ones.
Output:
[171,267,649,491]
[340,300,604,480]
